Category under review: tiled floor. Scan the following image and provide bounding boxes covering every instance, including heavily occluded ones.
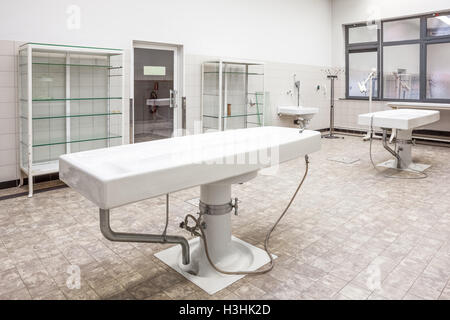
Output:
[0,135,449,300]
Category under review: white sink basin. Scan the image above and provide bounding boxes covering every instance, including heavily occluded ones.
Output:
[278,106,319,121]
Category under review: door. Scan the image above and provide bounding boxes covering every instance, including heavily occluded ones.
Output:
[132,46,179,143]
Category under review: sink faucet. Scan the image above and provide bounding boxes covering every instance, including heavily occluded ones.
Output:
[294,74,300,107]
[295,81,300,107]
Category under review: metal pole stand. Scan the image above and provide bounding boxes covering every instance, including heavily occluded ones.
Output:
[323,75,344,139]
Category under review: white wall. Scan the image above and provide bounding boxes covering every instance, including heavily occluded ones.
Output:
[0,0,332,67]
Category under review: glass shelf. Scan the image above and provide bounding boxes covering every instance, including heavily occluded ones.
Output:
[204,72,264,76]
[21,112,122,120]
[22,42,123,52]
[21,97,122,102]
[25,135,122,148]
[20,62,118,68]
[203,93,265,99]
[203,113,263,119]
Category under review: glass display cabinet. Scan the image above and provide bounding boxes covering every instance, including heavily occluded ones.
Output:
[201,60,265,132]
[18,43,125,197]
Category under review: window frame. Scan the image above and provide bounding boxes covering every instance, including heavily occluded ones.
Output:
[345,22,381,100]
[345,11,450,103]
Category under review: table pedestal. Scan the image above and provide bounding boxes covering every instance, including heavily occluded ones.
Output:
[155,182,274,295]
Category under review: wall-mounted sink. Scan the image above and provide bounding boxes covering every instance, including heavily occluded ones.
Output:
[278,106,319,121]
[278,106,319,132]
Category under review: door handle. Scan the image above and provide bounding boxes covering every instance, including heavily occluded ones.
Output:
[129,98,134,144]
[170,89,178,108]
[182,96,186,131]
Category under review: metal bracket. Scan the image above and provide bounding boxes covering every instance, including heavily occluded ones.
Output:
[199,198,239,216]
[232,197,238,216]
[179,220,202,237]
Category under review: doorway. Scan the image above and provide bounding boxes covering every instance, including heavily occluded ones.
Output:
[131,42,182,143]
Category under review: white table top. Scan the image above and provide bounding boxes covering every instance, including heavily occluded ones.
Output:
[59,127,321,209]
[387,102,450,110]
[358,109,440,130]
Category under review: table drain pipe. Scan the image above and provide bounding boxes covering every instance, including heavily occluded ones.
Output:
[99,208,190,265]
[381,128,400,166]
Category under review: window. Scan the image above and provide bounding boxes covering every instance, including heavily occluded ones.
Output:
[383,18,421,42]
[345,11,450,102]
[348,25,378,44]
[427,14,450,37]
[346,23,379,99]
[383,44,420,100]
[348,51,378,97]
[427,42,450,99]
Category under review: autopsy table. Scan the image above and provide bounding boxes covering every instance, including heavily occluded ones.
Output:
[59,126,321,294]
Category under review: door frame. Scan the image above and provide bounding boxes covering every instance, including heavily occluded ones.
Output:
[130,40,184,143]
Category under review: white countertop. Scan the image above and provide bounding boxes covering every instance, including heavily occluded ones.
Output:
[59,127,321,209]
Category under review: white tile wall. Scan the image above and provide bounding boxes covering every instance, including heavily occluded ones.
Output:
[0,40,18,184]
[0,133,17,151]
[0,149,16,166]
[0,72,15,88]
[0,165,17,182]
[0,87,16,103]
[0,56,15,72]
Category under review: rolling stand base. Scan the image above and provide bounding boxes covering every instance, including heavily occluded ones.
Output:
[322,134,344,139]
